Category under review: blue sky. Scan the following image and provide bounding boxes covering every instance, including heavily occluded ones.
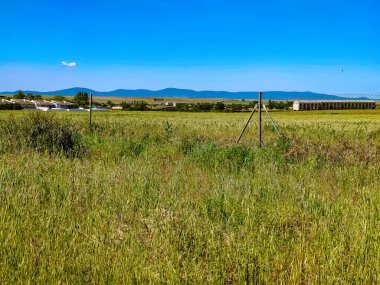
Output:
[1,0,379,95]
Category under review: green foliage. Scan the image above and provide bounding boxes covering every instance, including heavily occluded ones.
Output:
[115,100,295,113]
[247,100,258,108]
[163,121,174,139]
[120,101,131,109]
[0,103,22,110]
[13,90,25,99]
[226,103,243,112]
[106,100,115,107]
[119,139,147,157]
[73,91,89,107]
[25,93,42,100]
[133,100,148,111]
[92,101,107,108]
[267,100,293,110]
[0,112,84,157]
[213,101,225,111]
[193,102,214,112]
[0,110,379,283]
[120,100,148,111]
[52,95,66,101]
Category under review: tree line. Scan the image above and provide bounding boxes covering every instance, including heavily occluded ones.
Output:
[3,90,89,107]
[2,90,294,111]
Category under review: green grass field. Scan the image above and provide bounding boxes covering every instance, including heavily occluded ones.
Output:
[0,110,379,284]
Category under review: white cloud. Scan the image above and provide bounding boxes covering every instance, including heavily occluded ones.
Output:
[61,61,77,67]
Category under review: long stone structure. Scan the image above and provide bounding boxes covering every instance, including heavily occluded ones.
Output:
[293,100,376,111]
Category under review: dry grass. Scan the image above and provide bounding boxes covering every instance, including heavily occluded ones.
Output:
[0,110,379,284]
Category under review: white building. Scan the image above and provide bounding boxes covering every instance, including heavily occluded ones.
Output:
[1,99,36,109]
[293,100,376,111]
[165,102,177,107]
[48,100,75,110]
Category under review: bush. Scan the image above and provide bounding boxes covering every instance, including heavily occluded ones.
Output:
[13,90,25,99]
[267,100,293,110]
[25,93,43,100]
[52,95,66,101]
[213,102,225,111]
[0,103,22,110]
[74,92,89,108]
[120,100,148,111]
[193,102,214,112]
[0,112,84,157]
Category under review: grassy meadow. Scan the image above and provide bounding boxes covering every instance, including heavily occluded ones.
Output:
[0,109,379,284]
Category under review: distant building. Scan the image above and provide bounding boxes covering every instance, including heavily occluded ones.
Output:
[29,100,55,111]
[1,98,87,111]
[48,100,75,109]
[293,100,376,111]
[165,102,177,107]
[2,99,36,109]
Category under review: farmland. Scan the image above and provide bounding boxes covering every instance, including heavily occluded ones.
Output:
[0,110,379,284]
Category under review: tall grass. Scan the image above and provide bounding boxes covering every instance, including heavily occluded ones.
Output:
[0,110,379,284]
[0,112,84,157]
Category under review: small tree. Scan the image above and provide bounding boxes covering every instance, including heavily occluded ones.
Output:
[231,104,243,112]
[285,101,293,109]
[73,92,89,107]
[106,100,115,107]
[14,90,25,99]
[121,101,131,110]
[52,95,66,101]
[133,100,148,111]
[25,93,34,100]
[193,102,213,112]
[247,101,258,108]
[214,102,225,111]
[267,100,275,109]
[277,101,285,110]
[25,93,43,100]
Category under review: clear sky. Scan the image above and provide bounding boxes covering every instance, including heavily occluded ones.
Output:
[1,0,379,95]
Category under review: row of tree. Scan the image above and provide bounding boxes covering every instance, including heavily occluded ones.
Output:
[120,101,149,111]
[159,101,292,112]
[8,91,294,111]
[11,90,90,108]
[13,90,43,100]
[267,100,293,110]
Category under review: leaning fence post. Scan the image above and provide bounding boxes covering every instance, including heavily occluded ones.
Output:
[236,104,258,143]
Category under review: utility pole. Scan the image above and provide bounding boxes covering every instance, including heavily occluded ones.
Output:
[258,91,262,147]
[89,92,93,130]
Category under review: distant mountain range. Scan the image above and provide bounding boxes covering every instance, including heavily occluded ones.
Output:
[0,88,376,100]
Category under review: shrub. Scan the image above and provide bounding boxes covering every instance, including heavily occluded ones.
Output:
[25,93,43,100]
[13,90,25,99]
[0,103,22,110]
[267,100,293,110]
[214,102,225,111]
[193,102,214,112]
[52,95,66,101]
[0,112,84,157]
[120,100,148,111]
[73,92,89,107]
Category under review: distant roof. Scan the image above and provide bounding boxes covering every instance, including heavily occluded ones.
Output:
[50,101,75,106]
[7,99,35,105]
[31,100,55,105]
